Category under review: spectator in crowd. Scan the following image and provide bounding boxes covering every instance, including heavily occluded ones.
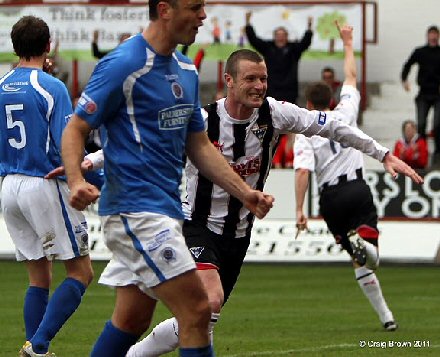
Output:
[393,120,428,170]
[0,16,93,357]
[272,133,294,168]
[91,30,131,59]
[61,1,274,356]
[401,25,440,163]
[321,66,341,110]
[245,11,313,103]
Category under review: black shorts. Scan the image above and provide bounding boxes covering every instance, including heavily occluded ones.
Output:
[183,220,250,304]
[319,179,378,254]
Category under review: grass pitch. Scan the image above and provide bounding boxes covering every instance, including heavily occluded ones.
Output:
[0,261,438,356]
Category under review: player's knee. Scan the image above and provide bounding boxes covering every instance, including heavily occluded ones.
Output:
[68,264,94,287]
[207,291,224,313]
[180,298,211,332]
[115,313,151,336]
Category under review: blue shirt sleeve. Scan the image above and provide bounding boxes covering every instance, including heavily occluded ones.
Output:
[75,50,130,128]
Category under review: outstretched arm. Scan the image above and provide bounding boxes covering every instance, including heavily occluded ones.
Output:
[336,21,356,88]
[382,152,423,182]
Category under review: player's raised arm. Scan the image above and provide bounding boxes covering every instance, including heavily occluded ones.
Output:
[336,21,356,88]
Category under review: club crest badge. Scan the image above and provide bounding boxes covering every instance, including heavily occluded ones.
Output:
[189,246,205,259]
[171,82,183,99]
[161,247,176,262]
[251,123,268,143]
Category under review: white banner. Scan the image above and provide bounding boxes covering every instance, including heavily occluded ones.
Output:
[0,3,362,61]
[1,214,439,263]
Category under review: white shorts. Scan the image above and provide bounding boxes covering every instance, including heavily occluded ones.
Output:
[1,174,89,261]
[98,212,196,298]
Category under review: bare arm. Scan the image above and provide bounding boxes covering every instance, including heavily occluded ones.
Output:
[295,168,310,230]
[61,114,100,210]
[186,131,274,219]
[336,22,356,88]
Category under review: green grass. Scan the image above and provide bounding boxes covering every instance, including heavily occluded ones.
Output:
[0,261,438,356]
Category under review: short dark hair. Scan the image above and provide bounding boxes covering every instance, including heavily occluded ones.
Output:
[149,0,178,20]
[305,82,332,110]
[427,25,439,34]
[11,16,50,61]
[225,49,264,79]
[321,66,335,75]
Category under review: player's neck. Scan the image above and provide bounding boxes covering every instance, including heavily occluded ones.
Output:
[224,97,254,120]
[16,57,45,69]
[143,24,175,56]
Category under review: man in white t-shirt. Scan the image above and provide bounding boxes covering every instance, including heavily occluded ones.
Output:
[294,23,398,331]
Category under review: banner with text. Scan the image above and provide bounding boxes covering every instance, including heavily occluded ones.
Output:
[0,3,362,61]
[310,170,440,219]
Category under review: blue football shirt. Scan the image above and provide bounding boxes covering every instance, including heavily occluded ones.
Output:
[75,34,205,219]
[0,68,72,177]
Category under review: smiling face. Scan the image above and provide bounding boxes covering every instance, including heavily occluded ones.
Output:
[226,59,268,109]
[168,0,206,46]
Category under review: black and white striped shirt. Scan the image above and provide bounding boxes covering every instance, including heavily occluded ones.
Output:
[183,97,388,238]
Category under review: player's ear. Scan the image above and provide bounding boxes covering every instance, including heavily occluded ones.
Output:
[225,73,233,88]
[45,42,51,54]
[158,1,173,20]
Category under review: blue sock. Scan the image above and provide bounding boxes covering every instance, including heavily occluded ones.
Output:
[31,278,86,353]
[24,286,49,341]
[91,320,139,357]
[180,345,214,357]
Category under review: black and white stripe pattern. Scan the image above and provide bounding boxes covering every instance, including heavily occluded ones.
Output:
[184,98,279,238]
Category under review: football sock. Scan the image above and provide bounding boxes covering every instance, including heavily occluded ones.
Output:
[180,345,214,357]
[91,320,140,357]
[126,317,179,357]
[208,313,220,345]
[23,286,49,341]
[363,240,379,269]
[355,266,394,324]
[31,278,86,353]
[127,313,220,357]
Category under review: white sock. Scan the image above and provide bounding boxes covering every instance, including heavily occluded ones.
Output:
[126,313,220,357]
[209,312,220,345]
[363,240,379,270]
[355,266,394,324]
[126,317,178,357]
